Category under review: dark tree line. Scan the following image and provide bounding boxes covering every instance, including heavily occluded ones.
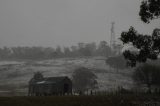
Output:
[0,41,113,60]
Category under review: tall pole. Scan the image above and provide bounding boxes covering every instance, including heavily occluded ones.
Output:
[110,22,115,50]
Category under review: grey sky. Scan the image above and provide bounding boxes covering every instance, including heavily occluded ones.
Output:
[0,0,159,47]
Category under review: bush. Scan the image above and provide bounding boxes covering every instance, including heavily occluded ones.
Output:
[133,63,160,92]
[72,67,98,94]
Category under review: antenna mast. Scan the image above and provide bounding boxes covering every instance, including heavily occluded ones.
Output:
[110,22,115,50]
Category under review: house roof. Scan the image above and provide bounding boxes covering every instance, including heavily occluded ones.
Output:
[44,76,68,82]
[30,76,70,85]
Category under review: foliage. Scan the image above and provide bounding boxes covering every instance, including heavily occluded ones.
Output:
[120,0,160,67]
[72,67,98,93]
[120,27,159,67]
[133,63,160,92]
[96,41,112,57]
[139,0,160,23]
[33,72,44,81]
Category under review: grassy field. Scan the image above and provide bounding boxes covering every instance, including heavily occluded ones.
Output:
[0,57,133,96]
[0,94,159,106]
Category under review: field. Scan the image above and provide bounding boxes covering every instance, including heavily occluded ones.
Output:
[0,57,133,96]
[0,94,160,106]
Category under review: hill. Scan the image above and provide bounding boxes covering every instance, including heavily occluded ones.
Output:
[0,57,133,96]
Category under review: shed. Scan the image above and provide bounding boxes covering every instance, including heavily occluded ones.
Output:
[28,72,72,96]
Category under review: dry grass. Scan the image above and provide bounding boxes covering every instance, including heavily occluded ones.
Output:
[0,94,159,106]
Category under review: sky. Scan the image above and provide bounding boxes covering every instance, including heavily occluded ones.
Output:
[0,0,159,48]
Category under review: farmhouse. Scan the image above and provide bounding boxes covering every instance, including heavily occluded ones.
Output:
[28,72,72,96]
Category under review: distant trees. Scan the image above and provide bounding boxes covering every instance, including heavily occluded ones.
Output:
[81,42,97,56]
[120,0,160,67]
[0,41,113,60]
[64,47,71,57]
[11,47,54,60]
[133,63,160,92]
[97,41,112,57]
[72,67,98,94]
[55,46,63,58]
[77,42,97,57]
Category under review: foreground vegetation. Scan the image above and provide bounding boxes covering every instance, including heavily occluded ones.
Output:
[0,94,160,106]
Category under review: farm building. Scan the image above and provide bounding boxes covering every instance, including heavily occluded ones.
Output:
[28,72,72,96]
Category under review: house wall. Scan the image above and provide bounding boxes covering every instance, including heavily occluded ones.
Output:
[28,78,72,96]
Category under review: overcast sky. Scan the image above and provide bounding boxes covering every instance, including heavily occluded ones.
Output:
[0,0,159,47]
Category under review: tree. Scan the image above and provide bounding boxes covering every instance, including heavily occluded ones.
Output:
[97,41,112,57]
[55,46,63,57]
[120,0,160,67]
[72,67,98,94]
[32,72,44,81]
[139,0,160,23]
[106,55,127,70]
[0,47,11,59]
[70,46,79,57]
[133,63,160,92]
[43,47,55,59]
[120,27,158,67]
[64,47,71,57]
[82,42,97,56]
